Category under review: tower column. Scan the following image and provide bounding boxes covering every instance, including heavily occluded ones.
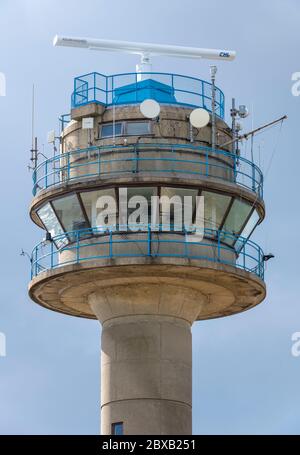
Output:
[101,315,192,435]
[90,286,195,435]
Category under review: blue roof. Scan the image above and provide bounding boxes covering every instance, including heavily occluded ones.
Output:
[112,78,177,104]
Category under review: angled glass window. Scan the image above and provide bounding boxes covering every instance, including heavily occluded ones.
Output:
[37,203,66,247]
[126,187,158,230]
[240,209,259,240]
[222,199,252,245]
[160,187,198,231]
[202,191,231,233]
[80,189,117,231]
[235,209,260,252]
[52,195,89,234]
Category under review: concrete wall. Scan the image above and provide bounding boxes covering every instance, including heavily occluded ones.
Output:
[89,283,207,435]
[98,314,192,435]
[58,104,234,187]
[58,232,236,268]
[63,104,232,152]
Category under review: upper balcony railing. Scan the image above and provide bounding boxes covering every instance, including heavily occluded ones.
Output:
[71,72,225,118]
[30,226,265,280]
[32,143,263,199]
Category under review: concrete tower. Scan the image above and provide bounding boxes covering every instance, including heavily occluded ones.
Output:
[28,43,266,435]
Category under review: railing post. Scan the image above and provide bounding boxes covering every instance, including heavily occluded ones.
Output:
[76,231,80,264]
[233,154,237,183]
[31,249,34,279]
[98,148,101,176]
[217,230,220,261]
[45,161,48,189]
[74,77,77,107]
[106,76,108,105]
[35,247,38,277]
[109,230,113,258]
[252,162,256,192]
[94,73,96,102]
[184,228,188,258]
[67,152,70,182]
[147,225,151,256]
[50,241,54,269]
[135,72,138,103]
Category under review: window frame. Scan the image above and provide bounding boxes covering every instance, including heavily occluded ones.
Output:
[35,187,262,251]
[99,122,123,138]
[111,421,123,435]
[124,120,151,136]
[99,120,151,139]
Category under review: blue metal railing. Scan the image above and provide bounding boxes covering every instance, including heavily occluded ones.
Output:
[30,226,264,280]
[59,113,71,133]
[32,143,263,198]
[71,72,225,118]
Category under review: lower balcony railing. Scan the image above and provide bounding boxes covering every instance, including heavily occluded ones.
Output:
[30,226,265,280]
[32,144,263,198]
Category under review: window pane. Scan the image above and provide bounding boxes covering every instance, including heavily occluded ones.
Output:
[100,123,122,138]
[52,195,88,233]
[160,187,198,230]
[81,189,117,229]
[126,121,150,135]
[240,209,259,239]
[235,209,260,252]
[111,422,123,435]
[202,191,231,232]
[223,199,252,242]
[126,187,157,229]
[37,203,66,247]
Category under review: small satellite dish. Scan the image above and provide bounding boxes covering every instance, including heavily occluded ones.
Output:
[140,99,161,119]
[82,117,94,129]
[189,108,210,128]
[47,130,56,144]
[238,105,249,118]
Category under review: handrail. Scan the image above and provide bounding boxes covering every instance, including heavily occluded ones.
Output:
[31,225,264,280]
[71,71,225,118]
[32,143,263,198]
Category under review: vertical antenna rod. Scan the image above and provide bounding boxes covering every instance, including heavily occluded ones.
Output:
[210,66,217,150]
[30,85,38,169]
[231,98,238,155]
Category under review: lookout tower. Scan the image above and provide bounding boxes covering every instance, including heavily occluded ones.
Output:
[28,37,267,435]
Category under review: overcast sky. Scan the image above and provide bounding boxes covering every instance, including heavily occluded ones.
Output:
[0,0,299,435]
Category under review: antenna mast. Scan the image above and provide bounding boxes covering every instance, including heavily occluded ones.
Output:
[29,84,38,170]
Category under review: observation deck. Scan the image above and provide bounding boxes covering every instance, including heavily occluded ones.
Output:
[29,71,266,321]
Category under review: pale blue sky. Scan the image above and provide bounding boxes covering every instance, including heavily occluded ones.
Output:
[0,0,299,434]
